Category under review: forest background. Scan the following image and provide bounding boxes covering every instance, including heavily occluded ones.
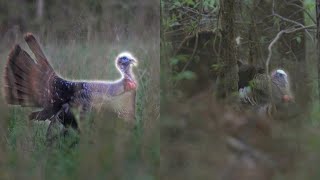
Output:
[161,0,320,179]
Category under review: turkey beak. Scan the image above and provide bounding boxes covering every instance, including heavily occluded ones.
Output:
[130,58,138,66]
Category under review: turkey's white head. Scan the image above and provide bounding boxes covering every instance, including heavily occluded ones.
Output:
[271,69,289,87]
[116,52,137,74]
[271,69,293,102]
[115,52,138,91]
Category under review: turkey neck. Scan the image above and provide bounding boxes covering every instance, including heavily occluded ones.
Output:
[123,66,135,82]
[86,66,135,100]
[85,80,124,97]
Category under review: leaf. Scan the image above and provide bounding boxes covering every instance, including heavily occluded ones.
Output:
[260,36,267,43]
[211,63,223,71]
[305,0,315,11]
[296,36,302,44]
[170,54,190,65]
[273,17,280,28]
[170,57,180,65]
[174,71,197,80]
[249,80,256,88]
[184,0,195,6]
[173,1,181,7]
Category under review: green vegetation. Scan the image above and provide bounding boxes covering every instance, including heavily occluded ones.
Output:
[161,0,320,179]
[0,1,159,179]
[0,38,159,180]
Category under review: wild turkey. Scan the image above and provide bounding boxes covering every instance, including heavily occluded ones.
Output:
[238,62,265,89]
[238,63,294,118]
[239,69,293,104]
[4,33,137,132]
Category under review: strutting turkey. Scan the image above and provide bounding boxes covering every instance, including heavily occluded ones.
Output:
[238,63,294,118]
[4,33,137,133]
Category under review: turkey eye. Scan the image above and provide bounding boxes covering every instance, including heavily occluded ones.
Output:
[276,73,283,77]
[121,57,129,63]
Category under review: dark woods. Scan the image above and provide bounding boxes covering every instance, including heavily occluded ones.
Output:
[161,0,318,179]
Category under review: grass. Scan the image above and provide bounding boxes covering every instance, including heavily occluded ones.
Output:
[0,36,159,180]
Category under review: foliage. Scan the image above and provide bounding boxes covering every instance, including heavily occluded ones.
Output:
[0,37,159,179]
[0,1,159,179]
[161,0,320,179]
[161,0,219,97]
[304,0,316,25]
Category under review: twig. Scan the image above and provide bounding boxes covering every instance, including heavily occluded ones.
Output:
[284,1,316,24]
[273,13,314,42]
[180,32,199,73]
[173,29,216,55]
[266,25,315,74]
[174,33,196,56]
[265,25,315,105]
[272,0,314,42]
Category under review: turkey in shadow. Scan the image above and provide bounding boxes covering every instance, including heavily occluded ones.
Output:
[237,62,298,119]
[237,61,265,89]
[3,33,137,135]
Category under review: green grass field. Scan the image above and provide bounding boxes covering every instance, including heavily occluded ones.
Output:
[0,37,159,180]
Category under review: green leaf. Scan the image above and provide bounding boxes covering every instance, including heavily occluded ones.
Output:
[174,71,197,80]
[249,80,256,88]
[170,54,190,66]
[184,0,195,6]
[296,36,302,44]
[211,63,223,71]
[170,57,180,65]
[260,36,267,43]
[173,1,181,7]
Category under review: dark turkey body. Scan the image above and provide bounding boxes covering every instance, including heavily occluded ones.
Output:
[30,76,91,131]
[50,77,90,107]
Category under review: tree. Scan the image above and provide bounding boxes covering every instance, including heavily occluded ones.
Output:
[216,0,238,99]
[36,0,44,23]
[317,0,320,105]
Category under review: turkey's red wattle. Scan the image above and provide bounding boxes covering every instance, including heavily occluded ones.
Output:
[282,95,293,102]
[124,79,137,91]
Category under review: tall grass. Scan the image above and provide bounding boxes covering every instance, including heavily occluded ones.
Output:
[0,35,159,179]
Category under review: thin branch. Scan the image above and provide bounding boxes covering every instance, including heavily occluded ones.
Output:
[272,0,315,42]
[266,25,315,73]
[273,13,314,42]
[173,29,216,55]
[265,25,315,105]
[180,32,199,73]
[284,1,316,24]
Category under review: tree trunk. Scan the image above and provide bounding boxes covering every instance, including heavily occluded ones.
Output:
[248,0,263,66]
[216,0,238,99]
[317,0,320,106]
[36,0,44,22]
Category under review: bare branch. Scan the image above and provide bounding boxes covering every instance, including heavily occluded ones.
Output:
[284,0,316,24]
[265,25,315,105]
[180,32,199,73]
[272,0,315,42]
[173,29,216,55]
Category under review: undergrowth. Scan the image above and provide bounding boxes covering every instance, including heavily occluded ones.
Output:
[0,38,159,180]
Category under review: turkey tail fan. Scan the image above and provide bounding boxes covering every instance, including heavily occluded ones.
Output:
[24,33,54,72]
[4,44,56,107]
[4,45,37,106]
